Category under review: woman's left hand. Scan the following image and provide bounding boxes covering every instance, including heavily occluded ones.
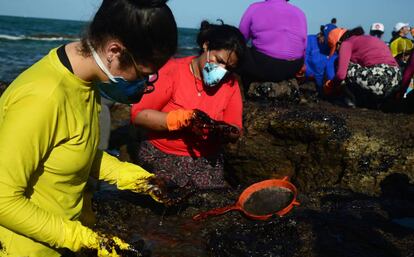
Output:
[190,110,241,142]
[212,121,241,143]
[189,109,215,138]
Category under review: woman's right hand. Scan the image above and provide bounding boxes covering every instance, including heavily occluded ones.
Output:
[166,109,214,136]
[165,109,195,131]
[165,108,242,142]
[323,80,334,96]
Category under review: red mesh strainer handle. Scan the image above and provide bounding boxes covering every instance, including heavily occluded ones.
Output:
[192,205,240,221]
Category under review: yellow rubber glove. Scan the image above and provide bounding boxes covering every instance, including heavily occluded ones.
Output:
[92,151,162,203]
[117,171,168,204]
[59,220,132,256]
[96,235,133,257]
[116,164,155,192]
[166,109,194,131]
[114,162,169,204]
[59,219,103,252]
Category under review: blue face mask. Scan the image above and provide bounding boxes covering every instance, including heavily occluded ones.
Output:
[202,51,228,87]
[89,43,157,104]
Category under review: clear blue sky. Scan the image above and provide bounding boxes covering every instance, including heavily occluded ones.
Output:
[0,0,413,41]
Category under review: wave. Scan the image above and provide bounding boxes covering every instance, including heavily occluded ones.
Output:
[178,46,198,50]
[0,33,79,42]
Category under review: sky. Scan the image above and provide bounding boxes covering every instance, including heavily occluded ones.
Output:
[0,0,413,41]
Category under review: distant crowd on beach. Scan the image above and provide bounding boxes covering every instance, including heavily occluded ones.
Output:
[236,1,414,111]
[303,18,414,110]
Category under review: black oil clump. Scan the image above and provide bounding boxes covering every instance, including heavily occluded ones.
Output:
[207,218,300,257]
[280,109,351,142]
[243,187,294,216]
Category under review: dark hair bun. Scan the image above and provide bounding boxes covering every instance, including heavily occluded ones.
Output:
[200,20,210,31]
[196,19,246,63]
[133,0,168,8]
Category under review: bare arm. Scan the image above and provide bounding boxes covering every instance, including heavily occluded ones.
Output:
[133,109,169,131]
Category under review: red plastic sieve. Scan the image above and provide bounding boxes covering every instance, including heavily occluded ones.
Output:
[192,177,300,221]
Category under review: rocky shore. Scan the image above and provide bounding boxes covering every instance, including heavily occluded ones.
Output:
[84,184,414,257]
[1,80,413,256]
[93,79,414,257]
[110,79,414,197]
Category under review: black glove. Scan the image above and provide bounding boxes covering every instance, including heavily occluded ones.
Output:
[188,109,215,138]
[148,176,194,206]
[211,121,241,143]
[190,109,241,142]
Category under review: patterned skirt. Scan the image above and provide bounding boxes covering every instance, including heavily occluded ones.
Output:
[345,62,402,108]
[135,140,227,190]
[346,63,401,95]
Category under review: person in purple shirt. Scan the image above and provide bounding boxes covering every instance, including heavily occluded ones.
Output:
[327,27,402,109]
[237,0,307,93]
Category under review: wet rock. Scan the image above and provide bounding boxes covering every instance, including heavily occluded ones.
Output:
[223,82,414,196]
[109,81,414,196]
[247,79,301,104]
[246,79,320,107]
[207,218,300,257]
[82,182,414,257]
[0,81,9,97]
[98,80,414,256]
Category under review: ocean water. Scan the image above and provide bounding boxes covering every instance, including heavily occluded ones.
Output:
[0,15,199,83]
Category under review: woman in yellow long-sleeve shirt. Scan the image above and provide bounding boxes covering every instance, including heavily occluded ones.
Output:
[0,0,177,256]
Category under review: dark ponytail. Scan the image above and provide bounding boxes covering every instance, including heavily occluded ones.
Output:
[81,0,177,69]
[370,30,384,38]
[196,20,246,64]
[340,26,365,42]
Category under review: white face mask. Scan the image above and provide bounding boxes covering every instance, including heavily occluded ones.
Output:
[201,51,228,87]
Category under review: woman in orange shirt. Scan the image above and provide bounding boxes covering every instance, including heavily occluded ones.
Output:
[131,21,246,191]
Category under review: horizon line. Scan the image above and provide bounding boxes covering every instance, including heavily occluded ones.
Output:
[0,14,199,30]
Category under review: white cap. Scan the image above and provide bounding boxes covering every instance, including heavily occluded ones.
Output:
[370,23,384,32]
[394,22,409,32]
